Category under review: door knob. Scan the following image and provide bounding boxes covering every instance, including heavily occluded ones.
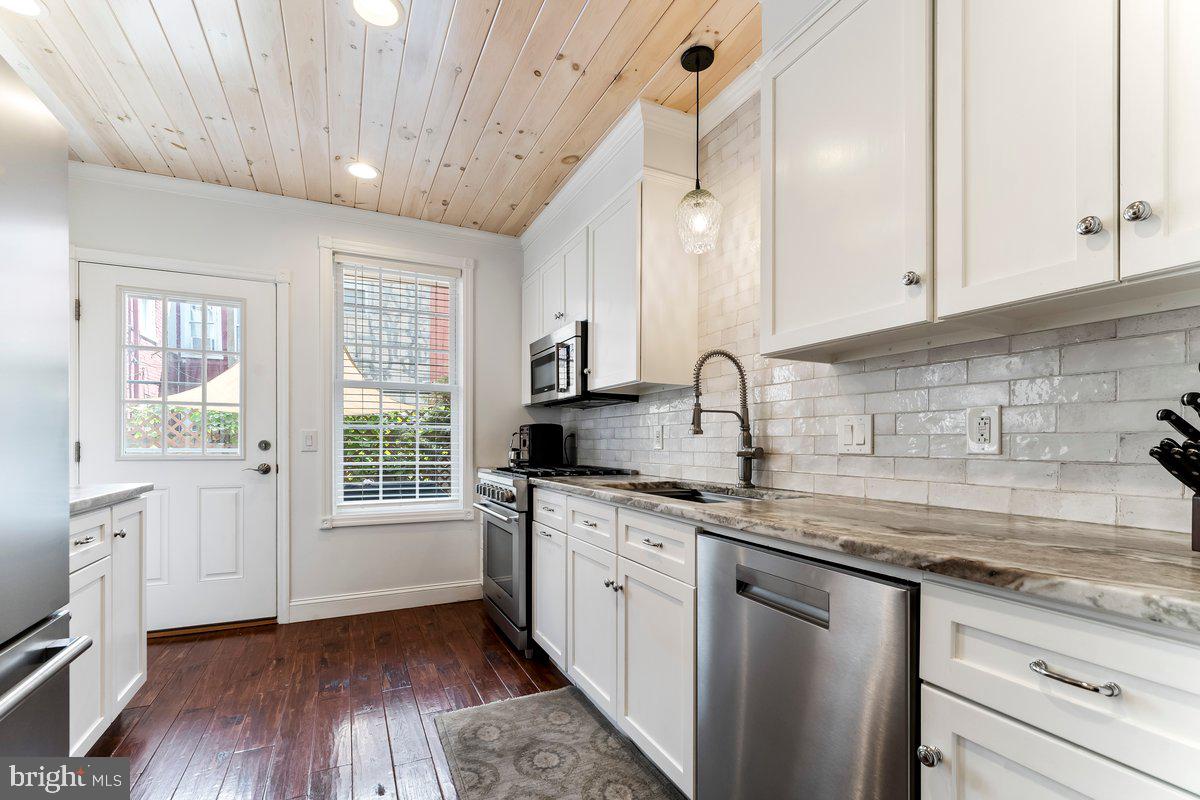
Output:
[901,271,921,286]
[916,745,942,768]
[1076,215,1103,235]
[243,463,272,475]
[1122,200,1152,222]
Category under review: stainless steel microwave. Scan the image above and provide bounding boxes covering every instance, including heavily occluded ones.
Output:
[528,321,636,408]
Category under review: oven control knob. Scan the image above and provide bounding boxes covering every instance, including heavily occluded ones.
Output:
[500,490,515,504]
[474,483,484,496]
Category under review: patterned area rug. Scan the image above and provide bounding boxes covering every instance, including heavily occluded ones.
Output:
[434,686,686,800]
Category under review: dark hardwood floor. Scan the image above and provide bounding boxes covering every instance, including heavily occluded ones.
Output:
[88,600,569,799]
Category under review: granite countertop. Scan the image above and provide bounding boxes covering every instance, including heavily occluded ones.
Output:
[70,483,155,516]
[531,475,1200,635]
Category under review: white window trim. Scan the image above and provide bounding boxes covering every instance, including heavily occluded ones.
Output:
[319,236,474,528]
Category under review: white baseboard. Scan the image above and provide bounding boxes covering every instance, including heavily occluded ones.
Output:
[287,580,484,622]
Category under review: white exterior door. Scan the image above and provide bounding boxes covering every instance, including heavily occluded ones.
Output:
[761,0,931,353]
[935,0,1117,316]
[78,262,278,630]
[1119,0,1200,278]
[616,556,695,797]
[920,686,1192,799]
[566,535,617,715]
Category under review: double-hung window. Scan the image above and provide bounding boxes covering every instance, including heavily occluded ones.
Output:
[332,253,467,521]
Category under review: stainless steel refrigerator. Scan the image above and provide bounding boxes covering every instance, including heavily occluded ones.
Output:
[0,54,89,755]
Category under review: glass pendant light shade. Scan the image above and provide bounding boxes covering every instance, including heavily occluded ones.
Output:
[676,45,722,255]
[676,187,723,254]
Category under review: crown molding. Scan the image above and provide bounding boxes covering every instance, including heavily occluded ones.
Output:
[699,57,763,140]
[68,162,523,251]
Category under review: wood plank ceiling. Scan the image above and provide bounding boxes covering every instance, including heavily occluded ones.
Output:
[0,0,761,236]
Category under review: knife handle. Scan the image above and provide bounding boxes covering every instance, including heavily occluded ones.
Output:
[1182,392,1200,414]
[1158,409,1200,442]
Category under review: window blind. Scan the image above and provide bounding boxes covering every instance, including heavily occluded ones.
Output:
[334,256,462,510]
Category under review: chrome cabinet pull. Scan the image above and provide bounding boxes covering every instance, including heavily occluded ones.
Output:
[916,745,942,768]
[581,520,598,528]
[538,531,552,539]
[901,271,921,286]
[72,535,95,546]
[1122,200,1153,222]
[1076,215,1103,235]
[113,529,128,539]
[540,505,555,512]
[554,311,565,320]
[641,537,664,548]
[1029,659,1121,697]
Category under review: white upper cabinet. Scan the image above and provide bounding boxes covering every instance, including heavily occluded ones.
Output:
[563,234,588,324]
[1119,0,1200,279]
[589,188,641,391]
[761,0,932,357]
[935,0,1118,316]
[540,255,566,334]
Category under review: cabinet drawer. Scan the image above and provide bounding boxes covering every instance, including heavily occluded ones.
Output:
[69,509,112,573]
[566,496,617,551]
[921,582,1200,795]
[920,685,1193,800]
[533,489,567,531]
[616,508,696,585]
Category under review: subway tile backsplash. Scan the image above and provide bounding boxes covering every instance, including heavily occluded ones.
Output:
[558,93,1194,534]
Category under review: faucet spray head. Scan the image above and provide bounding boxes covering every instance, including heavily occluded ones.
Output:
[690,403,704,435]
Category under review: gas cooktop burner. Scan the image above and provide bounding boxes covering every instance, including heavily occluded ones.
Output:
[491,465,634,478]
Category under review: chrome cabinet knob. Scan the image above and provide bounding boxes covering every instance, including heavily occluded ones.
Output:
[916,745,942,768]
[901,271,921,286]
[611,583,623,592]
[113,529,127,539]
[554,311,565,319]
[1122,200,1153,222]
[1076,215,1103,235]
[603,579,614,588]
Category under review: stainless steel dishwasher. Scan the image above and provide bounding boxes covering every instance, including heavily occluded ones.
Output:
[697,533,917,799]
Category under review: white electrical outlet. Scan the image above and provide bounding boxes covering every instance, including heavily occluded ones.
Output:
[653,424,664,450]
[836,415,873,454]
[966,406,1001,454]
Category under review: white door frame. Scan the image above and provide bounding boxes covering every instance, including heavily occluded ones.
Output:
[70,246,293,624]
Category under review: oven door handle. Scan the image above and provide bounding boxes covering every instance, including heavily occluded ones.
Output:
[473,503,519,525]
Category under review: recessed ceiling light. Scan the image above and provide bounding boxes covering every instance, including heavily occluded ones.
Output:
[346,161,379,180]
[353,0,403,27]
[0,0,45,16]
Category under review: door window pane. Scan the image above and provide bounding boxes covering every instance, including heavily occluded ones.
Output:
[121,290,244,457]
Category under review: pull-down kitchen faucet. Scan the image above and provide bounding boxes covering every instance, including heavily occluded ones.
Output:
[690,349,764,488]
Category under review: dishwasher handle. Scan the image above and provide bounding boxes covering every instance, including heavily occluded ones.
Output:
[735,563,831,629]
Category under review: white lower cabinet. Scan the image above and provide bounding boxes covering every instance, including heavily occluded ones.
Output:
[68,556,111,757]
[68,497,147,757]
[566,536,618,715]
[615,557,695,797]
[920,685,1192,799]
[532,523,567,670]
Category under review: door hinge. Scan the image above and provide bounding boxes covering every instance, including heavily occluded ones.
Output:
[74,441,81,463]
[74,299,81,321]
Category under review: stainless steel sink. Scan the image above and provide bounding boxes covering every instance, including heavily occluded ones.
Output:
[633,486,762,504]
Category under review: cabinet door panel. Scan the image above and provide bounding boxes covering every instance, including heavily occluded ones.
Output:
[1120,0,1200,278]
[589,188,639,391]
[532,524,567,670]
[69,557,112,757]
[920,686,1192,799]
[111,499,146,710]
[936,0,1117,316]
[541,257,565,333]
[616,557,695,797]
[566,536,617,715]
[761,0,931,354]
[563,234,588,325]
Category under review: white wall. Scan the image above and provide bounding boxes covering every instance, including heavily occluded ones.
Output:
[67,164,530,620]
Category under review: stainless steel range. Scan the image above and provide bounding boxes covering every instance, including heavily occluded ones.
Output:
[474,465,633,653]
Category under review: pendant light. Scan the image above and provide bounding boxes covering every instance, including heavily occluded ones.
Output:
[675,45,722,255]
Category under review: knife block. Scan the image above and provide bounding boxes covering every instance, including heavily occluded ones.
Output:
[1193,496,1200,552]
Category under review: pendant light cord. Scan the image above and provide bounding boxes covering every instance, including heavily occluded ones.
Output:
[694,69,701,191]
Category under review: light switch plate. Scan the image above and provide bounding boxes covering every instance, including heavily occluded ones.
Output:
[966,406,1001,454]
[836,415,873,454]
[301,430,318,452]
[653,424,664,450]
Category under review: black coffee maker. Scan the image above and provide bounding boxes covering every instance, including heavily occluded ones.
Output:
[509,423,564,467]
